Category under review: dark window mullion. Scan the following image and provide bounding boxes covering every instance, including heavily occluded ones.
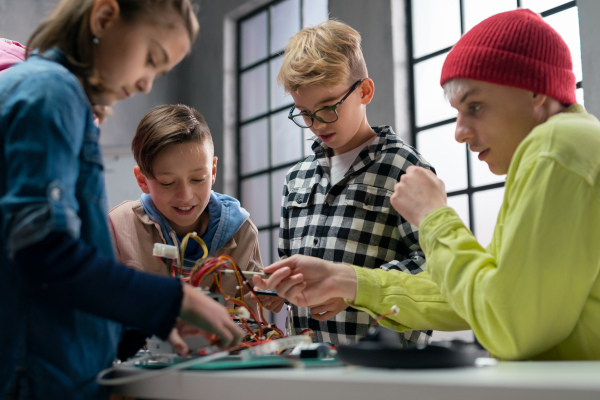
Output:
[405,0,418,147]
[266,6,274,265]
[239,52,284,75]
[465,143,475,235]
[239,103,292,126]
[540,1,576,18]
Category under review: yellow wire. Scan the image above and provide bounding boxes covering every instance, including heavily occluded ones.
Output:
[179,232,209,277]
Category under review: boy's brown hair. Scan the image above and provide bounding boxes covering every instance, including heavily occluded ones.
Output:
[132,104,213,179]
[277,19,368,93]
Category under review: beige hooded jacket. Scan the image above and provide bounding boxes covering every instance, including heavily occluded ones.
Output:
[109,200,263,307]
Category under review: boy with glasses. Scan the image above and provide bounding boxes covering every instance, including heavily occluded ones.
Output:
[262,20,435,346]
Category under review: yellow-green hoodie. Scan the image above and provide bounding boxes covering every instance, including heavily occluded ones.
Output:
[347,105,600,360]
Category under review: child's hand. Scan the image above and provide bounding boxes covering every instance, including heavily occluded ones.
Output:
[179,284,244,349]
[167,327,189,356]
[251,291,286,313]
[309,298,349,321]
[390,166,447,227]
[168,320,217,356]
[251,254,358,307]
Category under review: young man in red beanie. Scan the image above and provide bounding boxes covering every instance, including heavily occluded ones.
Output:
[252,9,600,361]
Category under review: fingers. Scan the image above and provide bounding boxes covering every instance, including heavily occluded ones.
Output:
[230,320,245,346]
[270,273,305,300]
[265,267,293,289]
[311,310,337,321]
[179,285,244,349]
[280,280,307,305]
[251,275,268,290]
[212,319,243,349]
[168,328,190,356]
[309,303,329,315]
[262,258,294,274]
[262,254,304,274]
[262,297,286,313]
[271,298,286,313]
[175,320,204,338]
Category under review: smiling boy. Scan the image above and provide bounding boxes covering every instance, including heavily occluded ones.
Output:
[109,104,263,304]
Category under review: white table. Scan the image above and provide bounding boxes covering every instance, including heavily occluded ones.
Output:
[109,359,600,400]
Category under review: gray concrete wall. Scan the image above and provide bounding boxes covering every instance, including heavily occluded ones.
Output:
[0,0,55,43]
[578,0,600,118]
[328,0,397,129]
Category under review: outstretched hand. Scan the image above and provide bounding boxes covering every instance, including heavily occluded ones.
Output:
[390,166,447,227]
[251,254,357,307]
[179,284,244,349]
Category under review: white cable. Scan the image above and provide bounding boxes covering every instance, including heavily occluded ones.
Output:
[96,350,229,386]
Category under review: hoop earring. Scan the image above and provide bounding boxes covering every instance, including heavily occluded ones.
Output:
[93,37,100,45]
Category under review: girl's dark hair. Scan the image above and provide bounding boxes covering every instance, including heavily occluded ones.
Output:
[26,0,199,97]
[132,104,214,179]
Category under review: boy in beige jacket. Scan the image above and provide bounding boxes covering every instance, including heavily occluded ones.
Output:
[109,104,263,306]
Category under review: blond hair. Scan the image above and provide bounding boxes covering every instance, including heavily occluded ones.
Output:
[27,0,199,98]
[277,19,368,93]
[132,104,213,179]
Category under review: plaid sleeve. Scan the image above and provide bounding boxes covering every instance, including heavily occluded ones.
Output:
[380,217,426,274]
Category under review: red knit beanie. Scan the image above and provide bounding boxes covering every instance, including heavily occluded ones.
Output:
[440,8,576,104]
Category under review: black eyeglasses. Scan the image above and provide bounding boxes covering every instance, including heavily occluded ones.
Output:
[288,79,364,128]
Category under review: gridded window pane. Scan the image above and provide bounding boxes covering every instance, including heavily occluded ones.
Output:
[270,56,289,110]
[576,87,584,105]
[271,110,303,167]
[447,194,470,228]
[258,229,271,265]
[303,129,314,157]
[544,7,582,82]
[469,149,505,187]
[271,0,301,55]
[242,175,269,227]
[302,0,329,27]
[463,0,516,32]
[416,123,467,192]
[473,187,505,248]
[241,65,268,121]
[271,167,289,224]
[414,53,456,127]
[412,0,461,59]
[241,119,269,174]
[240,12,268,68]
[520,0,570,13]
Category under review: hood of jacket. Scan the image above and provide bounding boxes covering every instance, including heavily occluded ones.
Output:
[140,191,249,260]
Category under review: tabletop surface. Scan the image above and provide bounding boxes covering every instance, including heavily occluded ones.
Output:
[109,358,600,400]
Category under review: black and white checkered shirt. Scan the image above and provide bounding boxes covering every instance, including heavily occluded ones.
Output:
[280,126,434,346]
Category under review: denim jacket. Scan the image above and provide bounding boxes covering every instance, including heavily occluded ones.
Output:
[0,49,182,400]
